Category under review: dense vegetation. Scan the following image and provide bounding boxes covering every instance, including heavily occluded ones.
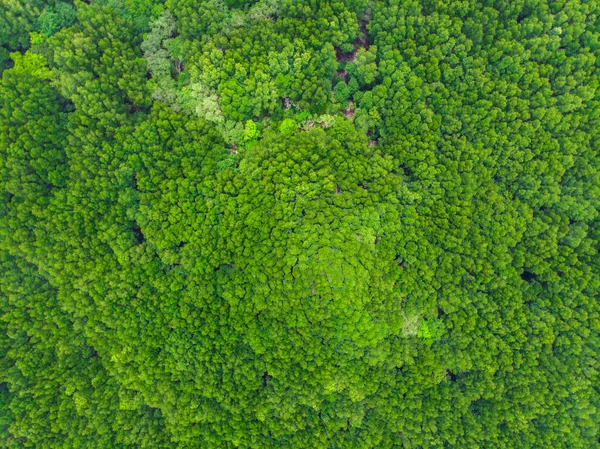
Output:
[1,0,598,448]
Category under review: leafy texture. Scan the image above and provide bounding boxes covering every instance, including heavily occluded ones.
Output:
[0,0,598,448]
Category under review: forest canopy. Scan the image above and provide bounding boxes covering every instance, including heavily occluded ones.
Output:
[0,0,598,448]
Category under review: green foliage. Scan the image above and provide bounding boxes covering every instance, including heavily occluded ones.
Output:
[225,0,259,8]
[141,11,176,77]
[99,0,166,31]
[179,82,224,124]
[141,10,180,105]
[347,46,379,87]
[216,154,238,170]
[0,0,53,72]
[243,119,260,140]
[417,318,444,345]
[333,79,350,104]
[1,1,599,448]
[37,2,76,36]
[8,51,52,79]
[347,76,359,95]
[278,117,297,135]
